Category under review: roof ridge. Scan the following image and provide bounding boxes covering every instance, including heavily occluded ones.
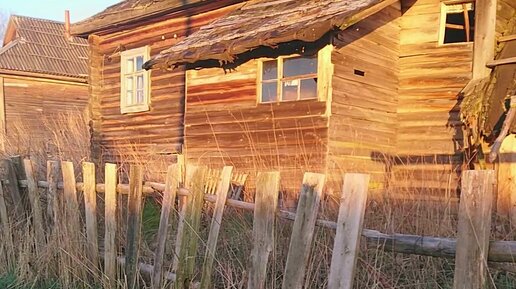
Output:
[12,14,65,25]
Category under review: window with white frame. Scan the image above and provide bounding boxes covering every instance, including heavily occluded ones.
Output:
[120,46,150,113]
[259,55,318,103]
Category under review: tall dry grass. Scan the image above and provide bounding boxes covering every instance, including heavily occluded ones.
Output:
[0,113,514,289]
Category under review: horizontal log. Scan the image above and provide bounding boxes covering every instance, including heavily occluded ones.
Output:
[3,178,516,263]
[486,57,516,68]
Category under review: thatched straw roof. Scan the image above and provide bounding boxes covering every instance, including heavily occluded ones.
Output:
[144,0,389,69]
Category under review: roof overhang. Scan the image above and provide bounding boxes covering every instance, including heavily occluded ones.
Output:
[144,0,398,70]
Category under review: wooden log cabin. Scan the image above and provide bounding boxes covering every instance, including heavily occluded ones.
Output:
[0,14,89,150]
[73,0,515,198]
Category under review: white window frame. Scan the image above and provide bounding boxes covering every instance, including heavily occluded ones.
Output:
[438,1,475,45]
[120,46,151,114]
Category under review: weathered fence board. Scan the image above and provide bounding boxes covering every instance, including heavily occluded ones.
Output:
[247,171,280,289]
[172,194,188,273]
[2,159,24,219]
[200,166,234,289]
[23,159,45,254]
[46,161,59,233]
[0,181,14,266]
[176,165,207,289]
[125,165,144,289]
[282,173,325,289]
[104,163,118,289]
[152,164,180,289]
[453,170,495,289]
[328,173,370,289]
[83,162,99,271]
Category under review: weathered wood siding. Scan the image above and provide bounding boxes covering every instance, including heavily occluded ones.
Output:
[185,61,328,193]
[395,0,473,194]
[328,4,401,192]
[1,75,88,141]
[88,5,239,167]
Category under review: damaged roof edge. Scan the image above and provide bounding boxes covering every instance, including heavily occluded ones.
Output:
[143,0,398,70]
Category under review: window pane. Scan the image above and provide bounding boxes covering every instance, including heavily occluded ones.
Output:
[136,56,144,71]
[136,74,144,90]
[136,90,144,104]
[300,78,317,100]
[283,56,317,78]
[262,60,277,81]
[261,82,277,102]
[126,76,133,90]
[126,59,134,73]
[282,79,299,101]
[126,90,133,105]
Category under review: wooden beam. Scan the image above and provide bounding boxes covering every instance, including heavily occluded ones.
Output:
[486,57,516,68]
[499,34,516,42]
[472,0,497,79]
[340,0,399,29]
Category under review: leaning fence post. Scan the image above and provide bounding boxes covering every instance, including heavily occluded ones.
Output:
[0,180,14,267]
[281,172,325,289]
[1,159,24,220]
[247,171,280,289]
[23,159,46,254]
[328,173,370,289]
[453,170,495,289]
[125,165,144,289]
[104,163,118,289]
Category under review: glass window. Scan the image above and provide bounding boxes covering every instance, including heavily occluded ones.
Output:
[120,46,150,113]
[441,2,475,44]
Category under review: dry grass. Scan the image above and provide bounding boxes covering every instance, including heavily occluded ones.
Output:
[0,115,514,289]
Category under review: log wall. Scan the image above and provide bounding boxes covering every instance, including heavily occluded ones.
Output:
[327,4,401,193]
[185,61,328,194]
[87,5,240,170]
[1,75,88,143]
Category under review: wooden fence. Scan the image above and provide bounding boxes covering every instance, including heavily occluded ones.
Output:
[0,155,514,289]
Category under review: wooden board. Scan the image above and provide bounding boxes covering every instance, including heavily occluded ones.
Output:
[82,162,99,272]
[281,172,325,289]
[23,159,45,254]
[104,163,118,289]
[125,165,144,289]
[497,134,516,224]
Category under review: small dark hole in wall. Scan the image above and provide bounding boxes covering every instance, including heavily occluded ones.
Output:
[354,69,365,77]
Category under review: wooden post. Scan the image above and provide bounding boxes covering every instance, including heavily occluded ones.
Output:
[172,194,188,273]
[496,135,516,224]
[200,166,234,289]
[83,162,99,271]
[104,163,118,289]
[453,170,495,289]
[152,165,180,289]
[0,77,5,145]
[46,161,59,233]
[125,165,144,289]
[175,165,207,289]
[2,159,24,219]
[281,173,325,289]
[328,173,370,289]
[23,159,46,254]
[471,0,497,79]
[247,172,280,289]
[0,181,14,267]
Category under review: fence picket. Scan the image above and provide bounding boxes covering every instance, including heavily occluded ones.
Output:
[152,164,180,289]
[23,159,46,254]
[2,159,24,220]
[46,161,59,234]
[125,165,144,289]
[453,170,495,289]
[282,173,325,289]
[247,171,280,289]
[0,181,14,266]
[328,173,370,289]
[176,165,207,289]
[83,162,99,272]
[104,163,118,289]
[200,166,234,289]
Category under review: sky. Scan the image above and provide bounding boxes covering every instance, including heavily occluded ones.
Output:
[0,0,121,22]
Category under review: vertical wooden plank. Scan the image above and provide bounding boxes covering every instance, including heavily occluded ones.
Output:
[0,182,14,267]
[175,165,207,289]
[104,163,118,289]
[46,161,59,233]
[471,0,496,79]
[125,165,144,289]
[281,173,325,289]
[23,159,46,253]
[0,77,5,139]
[152,164,180,289]
[453,170,495,289]
[327,173,370,289]
[496,135,516,223]
[172,194,188,273]
[83,162,99,270]
[167,155,185,257]
[200,166,234,289]
[247,171,280,289]
[2,159,24,220]
[61,161,84,283]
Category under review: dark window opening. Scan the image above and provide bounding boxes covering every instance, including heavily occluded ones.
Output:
[443,3,475,44]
